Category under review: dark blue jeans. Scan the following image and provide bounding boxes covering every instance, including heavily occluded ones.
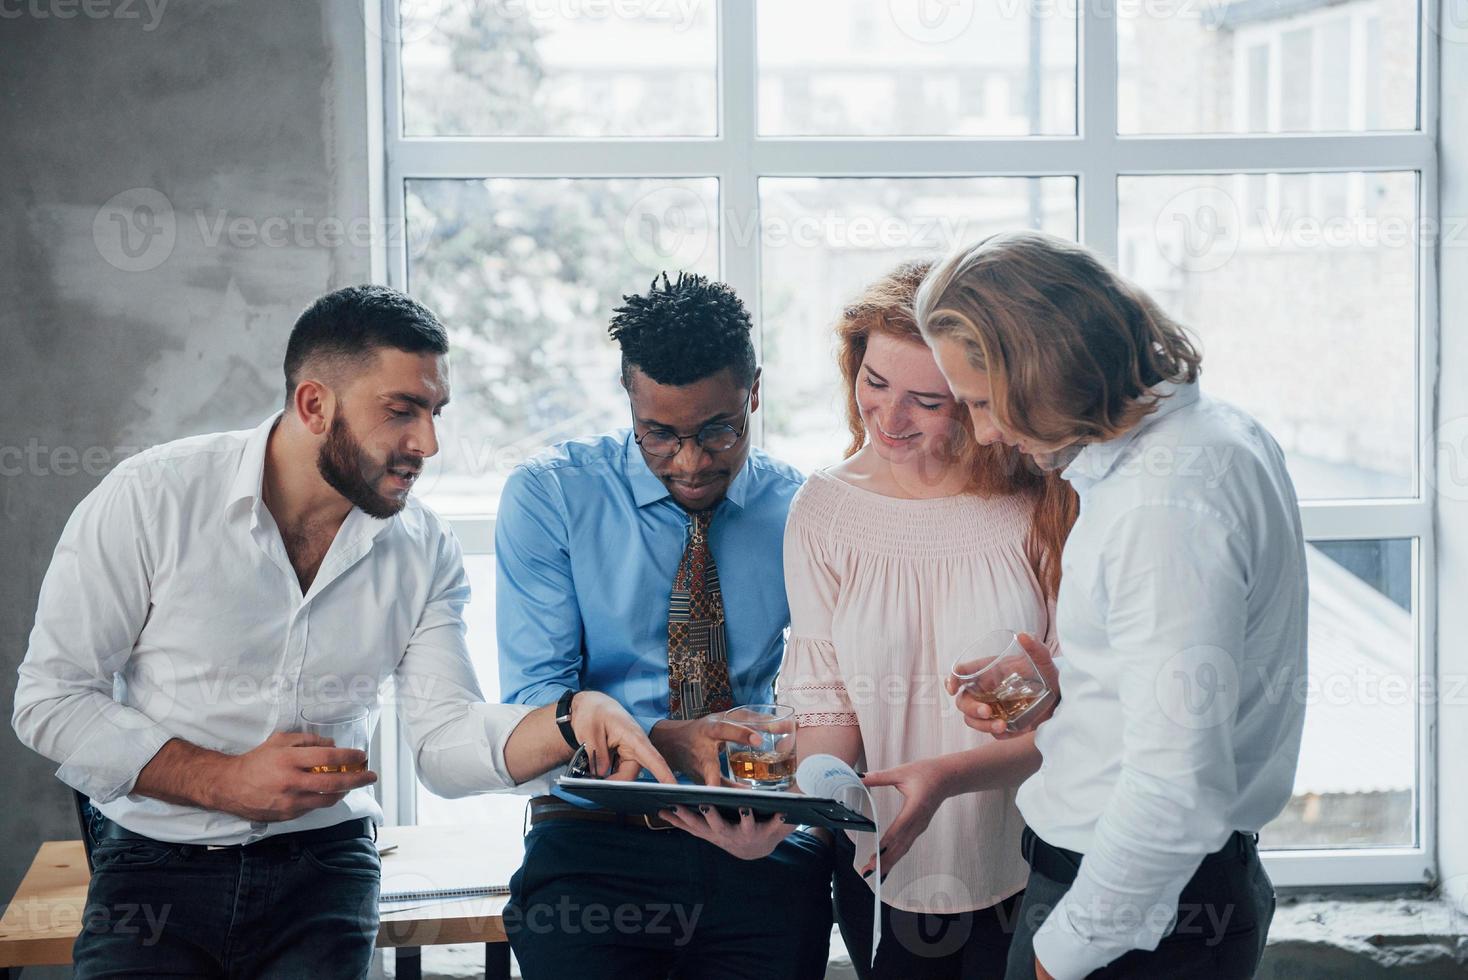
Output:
[73,819,380,980]
[507,819,835,980]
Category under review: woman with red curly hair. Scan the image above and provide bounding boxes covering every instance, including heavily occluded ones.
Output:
[778,259,1077,979]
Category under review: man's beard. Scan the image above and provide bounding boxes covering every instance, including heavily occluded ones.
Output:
[317,410,413,520]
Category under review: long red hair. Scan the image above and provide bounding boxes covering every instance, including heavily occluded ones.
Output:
[835,259,1078,598]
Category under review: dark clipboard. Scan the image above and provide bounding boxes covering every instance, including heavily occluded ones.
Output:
[555,777,876,832]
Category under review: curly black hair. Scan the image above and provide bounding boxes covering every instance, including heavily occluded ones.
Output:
[608,272,757,388]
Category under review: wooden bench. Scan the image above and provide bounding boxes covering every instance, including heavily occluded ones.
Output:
[0,825,513,980]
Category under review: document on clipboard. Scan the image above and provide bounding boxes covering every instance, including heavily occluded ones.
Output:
[555,777,876,832]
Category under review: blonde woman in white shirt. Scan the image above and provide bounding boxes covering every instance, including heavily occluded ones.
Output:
[781,260,1077,979]
[919,231,1307,980]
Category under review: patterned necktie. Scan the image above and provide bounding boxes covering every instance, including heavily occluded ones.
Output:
[667,509,734,720]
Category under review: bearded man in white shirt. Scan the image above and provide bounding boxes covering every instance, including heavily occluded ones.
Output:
[916,232,1308,980]
[13,284,672,979]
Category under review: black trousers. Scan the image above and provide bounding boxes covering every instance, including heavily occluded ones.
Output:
[1003,828,1275,980]
[507,818,834,980]
[72,815,380,980]
[832,832,1022,980]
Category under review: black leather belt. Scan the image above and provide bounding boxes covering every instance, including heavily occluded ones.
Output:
[1021,826,1257,887]
[527,795,675,832]
[94,816,375,853]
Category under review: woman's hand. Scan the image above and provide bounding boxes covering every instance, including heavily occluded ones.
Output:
[659,804,798,860]
[857,758,951,875]
[946,632,1060,738]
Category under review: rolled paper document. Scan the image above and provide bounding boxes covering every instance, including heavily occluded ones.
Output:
[796,754,881,969]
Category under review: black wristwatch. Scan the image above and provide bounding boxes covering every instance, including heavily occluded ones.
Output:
[554,690,580,750]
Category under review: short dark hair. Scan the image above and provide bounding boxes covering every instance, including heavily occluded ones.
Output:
[283,285,449,405]
[608,272,757,389]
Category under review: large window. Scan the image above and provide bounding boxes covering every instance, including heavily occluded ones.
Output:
[379,0,1437,891]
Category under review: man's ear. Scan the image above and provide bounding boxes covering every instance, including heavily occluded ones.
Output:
[292,379,334,436]
[748,367,762,414]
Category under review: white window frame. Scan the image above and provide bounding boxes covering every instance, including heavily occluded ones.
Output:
[369,0,1441,889]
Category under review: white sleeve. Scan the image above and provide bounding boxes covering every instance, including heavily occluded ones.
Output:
[781,505,857,727]
[392,525,535,798]
[12,463,174,803]
[1034,502,1248,979]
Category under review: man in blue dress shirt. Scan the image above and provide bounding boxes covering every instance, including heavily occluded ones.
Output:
[497,273,833,978]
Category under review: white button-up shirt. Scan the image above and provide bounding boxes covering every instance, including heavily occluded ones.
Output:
[13,414,534,845]
[1019,381,1308,979]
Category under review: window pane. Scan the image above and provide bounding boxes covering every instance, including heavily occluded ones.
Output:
[757,0,1076,136]
[1117,172,1417,500]
[406,178,719,514]
[1117,0,1417,134]
[760,177,1077,474]
[1262,539,1417,849]
[399,0,717,137]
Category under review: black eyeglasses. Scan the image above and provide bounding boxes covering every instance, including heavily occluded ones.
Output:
[633,394,751,459]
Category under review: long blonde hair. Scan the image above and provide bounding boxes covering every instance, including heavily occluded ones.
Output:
[916,231,1202,446]
[836,259,1077,598]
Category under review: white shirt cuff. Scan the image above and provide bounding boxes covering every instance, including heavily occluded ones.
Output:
[481,702,540,789]
[56,719,174,804]
[1032,894,1121,980]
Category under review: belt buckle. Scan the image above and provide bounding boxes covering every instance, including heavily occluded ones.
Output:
[642,813,673,832]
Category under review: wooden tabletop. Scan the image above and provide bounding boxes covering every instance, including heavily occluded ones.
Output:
[0,824,512,968]
[377,824,513,948]
[0,840,88,968]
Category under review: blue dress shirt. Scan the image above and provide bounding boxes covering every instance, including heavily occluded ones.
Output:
[496,430,805,739]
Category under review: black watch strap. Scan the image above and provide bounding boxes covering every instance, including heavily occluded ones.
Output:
[554,690,580,750]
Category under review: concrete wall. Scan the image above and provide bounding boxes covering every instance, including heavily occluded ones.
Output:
[0,0,374,915]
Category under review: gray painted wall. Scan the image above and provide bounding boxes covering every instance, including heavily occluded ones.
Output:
[0,0,373,913]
